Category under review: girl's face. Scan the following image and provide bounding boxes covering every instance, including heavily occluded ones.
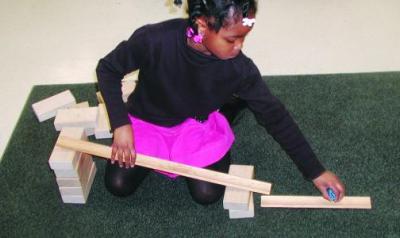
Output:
[197,15,255,60]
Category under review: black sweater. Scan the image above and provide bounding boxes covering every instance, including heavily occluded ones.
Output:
[96,18,325,179]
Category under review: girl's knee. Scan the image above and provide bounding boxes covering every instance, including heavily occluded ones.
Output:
[190,193,222,205]
[104,161,150,197]
[188,181,225,205]
[104,175,136,197]
[188,154,231,205]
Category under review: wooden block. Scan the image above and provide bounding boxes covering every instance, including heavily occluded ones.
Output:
[66,102,94,136]
[59,161,97,196]
[96,91,104,104]
[49,148,80,173]
[32,90,76,122]
[56,154,94,187]
[78,153,94,176]
[53,169,79,178]
[229,192,255,219]
[223,165,254,210]
[69,101,89,108]
[260,196,372,209]
[94,104,113,139]
[61,162,97,203]
[54,107,98,131]
[84,127,95,137]
[55,153,93,186]
[121,80,136,103]
[61,195,86,204]
[53,152,93,178]
[53,153,83,178]
[60,186,85,196]
[56,177,81,187]
[48,127,86,170]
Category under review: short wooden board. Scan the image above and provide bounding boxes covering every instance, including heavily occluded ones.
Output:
[260,196,372,209]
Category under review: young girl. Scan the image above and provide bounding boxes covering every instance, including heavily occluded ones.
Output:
[96,0,345,205]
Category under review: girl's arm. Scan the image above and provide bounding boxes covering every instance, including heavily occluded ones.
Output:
[96,26,149,167]
[236,63,345,200]
[237,72,325,180]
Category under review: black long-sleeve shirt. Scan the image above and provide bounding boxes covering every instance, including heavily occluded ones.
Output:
[96,18,325,179]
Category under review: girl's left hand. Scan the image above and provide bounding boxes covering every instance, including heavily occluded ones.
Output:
[312,170,345,202]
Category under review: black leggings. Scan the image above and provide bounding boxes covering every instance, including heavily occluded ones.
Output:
[105,152,231,205]
[104,96,247,205]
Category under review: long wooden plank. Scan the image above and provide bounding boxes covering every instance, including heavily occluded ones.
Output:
[56,136,272,195]
[261,196,372,209]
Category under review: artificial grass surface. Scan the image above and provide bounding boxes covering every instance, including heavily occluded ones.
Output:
[1,72,399,237]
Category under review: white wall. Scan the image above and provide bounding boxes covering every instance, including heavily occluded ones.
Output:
[0,0,399,159]
[250,0,400,75]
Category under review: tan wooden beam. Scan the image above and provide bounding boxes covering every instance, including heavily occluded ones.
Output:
[96,91,104,104]
[56,136,272,195]
[261,196,372,209]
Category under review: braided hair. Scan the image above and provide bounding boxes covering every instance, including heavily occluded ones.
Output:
[174,0,257,34]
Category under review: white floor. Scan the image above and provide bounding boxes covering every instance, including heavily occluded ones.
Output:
[1,0,399,159]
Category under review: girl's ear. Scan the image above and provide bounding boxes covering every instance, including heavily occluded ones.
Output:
[195,17,208,34]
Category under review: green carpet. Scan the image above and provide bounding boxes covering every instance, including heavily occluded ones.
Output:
[1,72,399,237]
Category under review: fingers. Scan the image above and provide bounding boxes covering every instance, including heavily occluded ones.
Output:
[322,184,345,202]
[110,143,136,168]
[320,186,337,202]
[123,145,136,168]
[117,147,124,168]
[318,185,331,201]
[333,182,346,201]
[313,171,346,202]
[327,178,345,202]
[111,144,118,165]
[317,185,337,202]
[120,144,136,168]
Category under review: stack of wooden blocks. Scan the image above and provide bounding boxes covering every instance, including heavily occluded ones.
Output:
[48,127,97,203]
[32,81,136,204]
[223,164,255,219]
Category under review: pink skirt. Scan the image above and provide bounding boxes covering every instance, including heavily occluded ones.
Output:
[128,111,234,178]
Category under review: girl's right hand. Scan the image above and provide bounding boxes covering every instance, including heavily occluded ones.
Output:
[111,124,136,168]
[312,170,345,202]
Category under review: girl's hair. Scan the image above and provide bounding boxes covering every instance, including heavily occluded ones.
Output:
[174,0,257,33]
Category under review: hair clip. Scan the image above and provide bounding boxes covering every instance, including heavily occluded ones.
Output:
[242,17,256,27]
[186,27,203,44]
